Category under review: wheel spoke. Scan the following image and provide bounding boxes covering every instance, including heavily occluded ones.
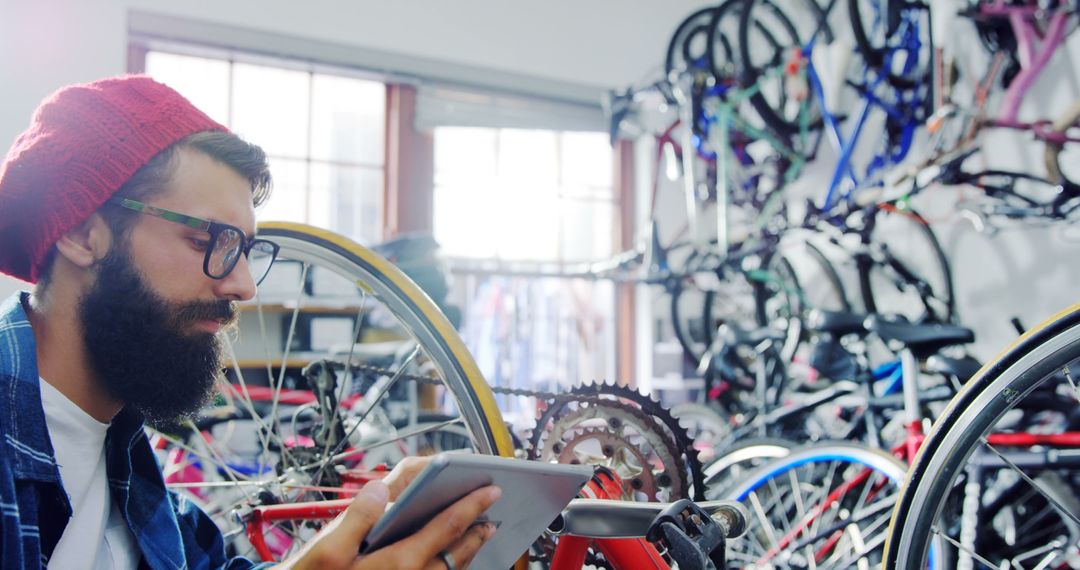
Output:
[223,336,295,469]
[161,224,510,560]
[325,417,466,463]
[749,489,783,553]
[978,437,1080,529]
[931,525,1005,569]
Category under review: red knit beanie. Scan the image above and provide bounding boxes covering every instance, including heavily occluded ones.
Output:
[0,75,229,283]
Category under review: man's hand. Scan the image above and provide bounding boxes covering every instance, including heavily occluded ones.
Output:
[277,467,500,569]
[382,456,435,501]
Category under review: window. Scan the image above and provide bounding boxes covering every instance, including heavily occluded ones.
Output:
[433,127,620,417]
[433,127,616,262]
[144,50,387,245]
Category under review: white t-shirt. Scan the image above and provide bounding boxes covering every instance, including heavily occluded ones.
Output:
[39,378,139,570]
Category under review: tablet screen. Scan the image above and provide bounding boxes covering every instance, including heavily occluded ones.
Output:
[361,453,594,568]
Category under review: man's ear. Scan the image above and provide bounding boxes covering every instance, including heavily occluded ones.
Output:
[54,213,113,270]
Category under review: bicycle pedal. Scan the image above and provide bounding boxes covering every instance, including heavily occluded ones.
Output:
[645,499,727,570]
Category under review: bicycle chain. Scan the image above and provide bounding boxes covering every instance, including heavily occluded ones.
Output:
[346,362,578,400]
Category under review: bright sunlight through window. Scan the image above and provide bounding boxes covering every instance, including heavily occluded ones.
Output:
[433,127,615,262]
[145,51,386,245]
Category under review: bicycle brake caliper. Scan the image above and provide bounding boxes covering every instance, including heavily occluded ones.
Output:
[645,499,727,570]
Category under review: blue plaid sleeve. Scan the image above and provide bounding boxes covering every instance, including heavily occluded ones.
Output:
[169,490,273,570]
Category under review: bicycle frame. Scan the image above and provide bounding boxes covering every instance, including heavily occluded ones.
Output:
[982,0,1076,134]
[807,344,1080,567]
[804,34,924,211]
[732,347,927,567]
[939,0,1080,148]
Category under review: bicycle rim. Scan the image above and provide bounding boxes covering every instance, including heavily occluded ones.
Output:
[883,302,1080,569]
[703,436,795,499]
[158,222,512,560]
[725,442,938,569]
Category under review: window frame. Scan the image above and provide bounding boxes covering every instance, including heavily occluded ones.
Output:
[130,40,392,243]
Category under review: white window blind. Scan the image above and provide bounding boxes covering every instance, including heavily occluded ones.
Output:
[415,84,607,132]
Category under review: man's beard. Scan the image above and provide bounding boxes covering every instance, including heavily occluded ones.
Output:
[78,245,237,431]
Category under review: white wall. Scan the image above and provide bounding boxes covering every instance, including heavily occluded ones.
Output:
[0,0,720,146]
[0,0,719,296]
[3,0,1078,363]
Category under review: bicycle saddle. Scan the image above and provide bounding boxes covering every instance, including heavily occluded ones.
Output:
[865,315,975,358]
[806,309,869,337]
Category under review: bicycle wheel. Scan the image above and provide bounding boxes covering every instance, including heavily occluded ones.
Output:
[858,205,954,322]
[788,237,852,312]
[159,222,513,560]
[703,437,794,499]
[736,0,827,137]
[725,442,942,568]
[670,255,765,365]
[757,251,806,362]
[705,0,752,82]
[883,302,1080,569]
[848,0,934,90]
[670,248,803,365]
[666,5,728,80]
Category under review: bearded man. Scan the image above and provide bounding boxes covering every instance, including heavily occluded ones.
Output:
[0,75,496,570]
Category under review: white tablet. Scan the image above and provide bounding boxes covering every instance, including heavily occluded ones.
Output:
[360,453,594,569]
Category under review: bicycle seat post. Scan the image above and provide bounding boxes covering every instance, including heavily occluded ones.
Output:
[900,347,925,459]
[672,72,706,251]
[754,338,774,438]
[710,101,732,255]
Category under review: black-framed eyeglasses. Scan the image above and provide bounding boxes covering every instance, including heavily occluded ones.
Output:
[107,197,280,286]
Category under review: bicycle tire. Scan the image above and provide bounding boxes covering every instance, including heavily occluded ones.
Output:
[163,222,514,560]
[804,239,852,313]
[726,442,942,568]
[848,0,934,90]
[257,222,512,456]
[670,280,708,366]
[883,302,1080,569]
[669,253,769,365]
[858,205,955,322]
[735,0,827,137]
[665,6,725,80]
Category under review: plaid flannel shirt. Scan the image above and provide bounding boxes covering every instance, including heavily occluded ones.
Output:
[0,292,268,569]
